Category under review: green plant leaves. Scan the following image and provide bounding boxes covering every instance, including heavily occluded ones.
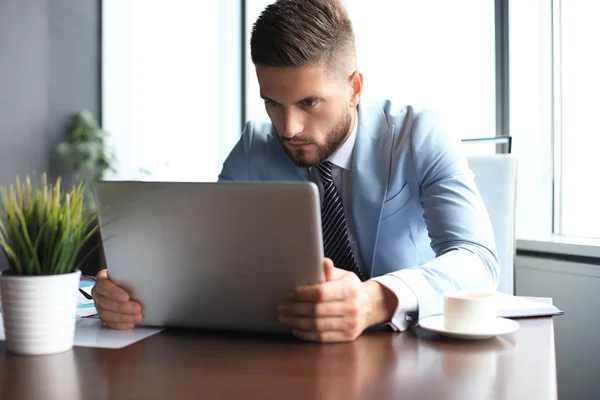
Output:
[0,173,100,275]
[56,110,117,211]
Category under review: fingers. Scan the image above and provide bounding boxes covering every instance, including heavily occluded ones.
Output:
[92,269,142,330]
[279,315,358,332]
[93,292,141,315]
[97,308,143,325]
[290,280,356,302]
[278,296,364,343]
[93,293,143,329]
[288,261,360,302]
[291,329,358,343]
[323,257,346,281]
[104,322,136,330]
[279,300,354,318]
[96,268,108,280]
[93,271,130,302]
[279,264,370,342]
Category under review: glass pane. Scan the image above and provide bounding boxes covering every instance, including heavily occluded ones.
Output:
[560,1,600,238]
[345,0,495,141]
[509,0,553,238]
[245,0,276,123]
[103,0,240,182]
[244,0,496,142]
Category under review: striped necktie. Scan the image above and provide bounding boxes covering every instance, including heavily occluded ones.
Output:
[316,161,365,281]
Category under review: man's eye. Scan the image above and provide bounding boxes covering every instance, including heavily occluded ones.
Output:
[264,99,278,107]
[302,99,318,108]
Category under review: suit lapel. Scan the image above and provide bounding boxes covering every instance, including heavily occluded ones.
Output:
[352,100,392,272]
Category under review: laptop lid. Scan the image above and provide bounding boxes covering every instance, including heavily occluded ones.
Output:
[93,181,324,333]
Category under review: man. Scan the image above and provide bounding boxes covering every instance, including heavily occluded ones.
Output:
[92,0,499,342]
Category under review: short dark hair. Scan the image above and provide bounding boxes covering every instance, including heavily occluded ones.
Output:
[250,0,356,73]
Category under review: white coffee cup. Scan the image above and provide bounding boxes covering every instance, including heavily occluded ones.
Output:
[443,291,498,332]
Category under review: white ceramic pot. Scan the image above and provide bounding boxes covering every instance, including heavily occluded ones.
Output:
[0,270,81,355]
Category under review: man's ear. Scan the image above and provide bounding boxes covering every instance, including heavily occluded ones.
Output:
[348,70,363,108]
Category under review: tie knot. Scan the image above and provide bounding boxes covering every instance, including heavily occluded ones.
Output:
[316,161,334,183]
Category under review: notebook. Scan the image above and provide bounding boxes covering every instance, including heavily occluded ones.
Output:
[494,293,564,318]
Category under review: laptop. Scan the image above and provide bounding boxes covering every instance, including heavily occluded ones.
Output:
[93,181,325,333]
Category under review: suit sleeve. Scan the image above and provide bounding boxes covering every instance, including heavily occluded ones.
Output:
[218,122,254,182]
[380,111,500,321]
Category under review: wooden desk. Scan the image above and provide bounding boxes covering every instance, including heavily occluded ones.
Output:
[0,317,557,400]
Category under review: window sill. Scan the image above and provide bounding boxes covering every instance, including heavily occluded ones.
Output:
[517,235,600,261]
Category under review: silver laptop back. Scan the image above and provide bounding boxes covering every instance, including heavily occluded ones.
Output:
[94,181,324,333]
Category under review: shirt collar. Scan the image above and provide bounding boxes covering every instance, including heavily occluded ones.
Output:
[327,109,358,172]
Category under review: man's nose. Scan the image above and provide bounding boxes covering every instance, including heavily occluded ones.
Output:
[281,109,304,139]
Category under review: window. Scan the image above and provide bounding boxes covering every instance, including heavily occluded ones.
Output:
[511,0,600,240]
[558,0,600,238]
[244,0,497,143]
[509,0,554,239]
[244,0,276,123]
[345,0,496,141]
[102,0,241,182]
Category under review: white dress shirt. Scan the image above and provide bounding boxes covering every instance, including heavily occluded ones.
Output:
[308,111,418,332]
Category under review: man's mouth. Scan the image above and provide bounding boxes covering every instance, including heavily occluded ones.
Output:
[286,141,313,148]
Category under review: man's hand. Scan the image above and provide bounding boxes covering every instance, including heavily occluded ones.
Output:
[91,269,143,330]
[278,258,398,343]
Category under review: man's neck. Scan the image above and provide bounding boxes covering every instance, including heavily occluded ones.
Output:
[342,107,357,146]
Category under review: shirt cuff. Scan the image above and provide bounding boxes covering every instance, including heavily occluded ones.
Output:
[370,274,419,332]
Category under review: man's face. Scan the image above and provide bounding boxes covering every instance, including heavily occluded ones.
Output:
[256,64,355,167]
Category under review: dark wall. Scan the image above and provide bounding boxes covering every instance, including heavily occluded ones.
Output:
[48,0,102,181]
[0,0,101,271]
[0,0,50,187]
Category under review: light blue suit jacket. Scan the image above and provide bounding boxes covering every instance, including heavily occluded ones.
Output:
[219,98,499,320]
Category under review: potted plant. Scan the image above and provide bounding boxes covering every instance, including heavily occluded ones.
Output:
[56,109,117,209]
[0,173,100,355]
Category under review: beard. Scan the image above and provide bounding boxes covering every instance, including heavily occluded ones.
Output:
[278,109,353,168]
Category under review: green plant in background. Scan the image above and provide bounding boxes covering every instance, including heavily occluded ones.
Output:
[0,174,100,275]
[56,110,117,208]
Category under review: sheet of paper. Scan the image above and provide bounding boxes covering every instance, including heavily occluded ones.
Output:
[494,292,563,318]
[0,317,163,349]
[73,318,163,348]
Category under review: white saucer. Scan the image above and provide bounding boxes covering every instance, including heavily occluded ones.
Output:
[418,315,519,340]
